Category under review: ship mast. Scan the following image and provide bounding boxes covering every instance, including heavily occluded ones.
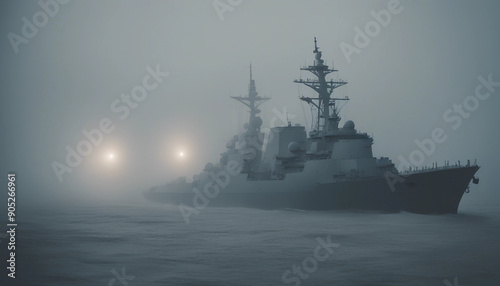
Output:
[294,37,349,136]
[231,64,270,134]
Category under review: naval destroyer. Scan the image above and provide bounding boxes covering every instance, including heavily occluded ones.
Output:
[144,38,479,214]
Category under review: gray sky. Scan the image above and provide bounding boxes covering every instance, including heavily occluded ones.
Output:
[1,0,499,206]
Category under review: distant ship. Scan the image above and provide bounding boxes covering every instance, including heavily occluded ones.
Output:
[144,38,479,214]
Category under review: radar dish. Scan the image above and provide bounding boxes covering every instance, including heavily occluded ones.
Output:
[343,120,355,130]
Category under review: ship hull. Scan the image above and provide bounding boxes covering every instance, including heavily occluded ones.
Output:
[398,166,479,214]
[144,166,479,214]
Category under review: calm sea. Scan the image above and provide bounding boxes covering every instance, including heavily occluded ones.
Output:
[3,193,500,286]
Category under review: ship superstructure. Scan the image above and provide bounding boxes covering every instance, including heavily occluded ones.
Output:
[145,38,480,214]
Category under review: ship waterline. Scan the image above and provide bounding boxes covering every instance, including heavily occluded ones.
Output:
[145,164,479,214]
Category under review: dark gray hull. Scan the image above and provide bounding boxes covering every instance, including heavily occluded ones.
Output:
[398,166,480,214]
[144,166,479,214]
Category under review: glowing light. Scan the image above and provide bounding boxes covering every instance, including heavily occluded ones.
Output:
[105,152,117,163]
[179,152,184,157]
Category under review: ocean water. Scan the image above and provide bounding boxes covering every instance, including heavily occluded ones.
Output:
[4,195,500,286]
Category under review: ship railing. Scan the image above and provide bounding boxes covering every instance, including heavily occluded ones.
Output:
[398,159,478,175]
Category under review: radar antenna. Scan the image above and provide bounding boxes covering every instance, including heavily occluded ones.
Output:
[231,64,270,134]
[294,37,349,136]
